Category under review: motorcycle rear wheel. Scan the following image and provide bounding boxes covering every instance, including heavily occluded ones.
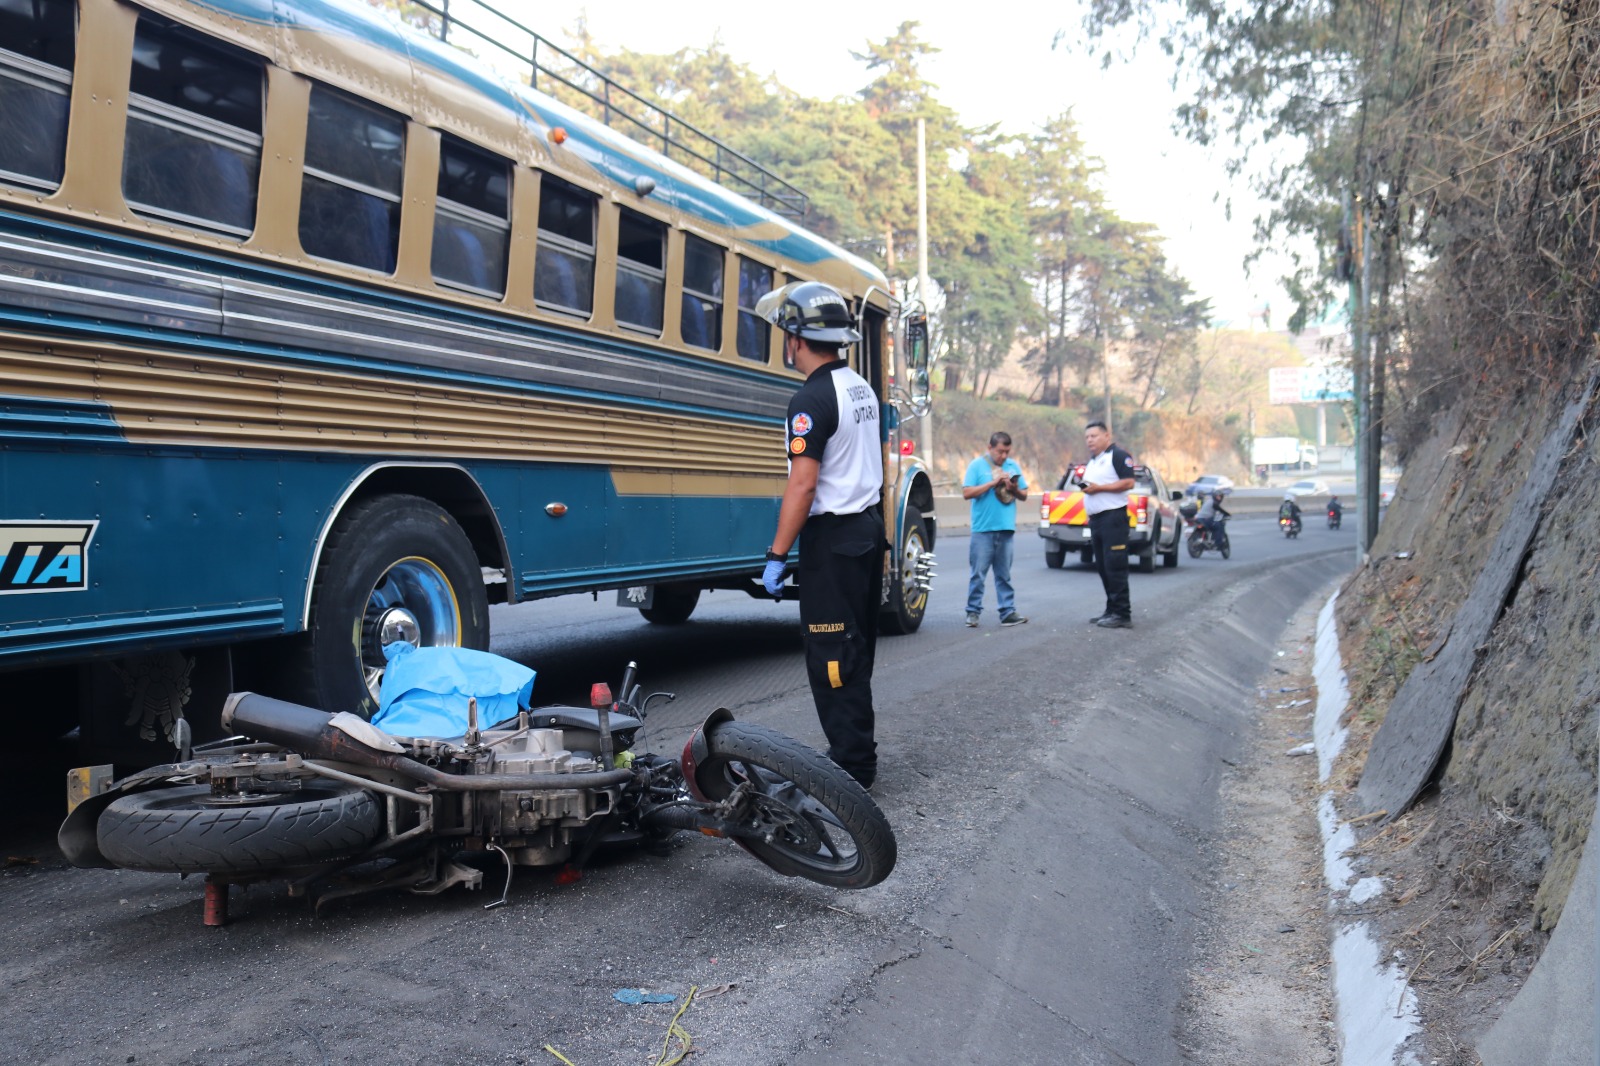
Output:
[1186,532,1204,559]
[693,722,896,889]
[97,783,382,874]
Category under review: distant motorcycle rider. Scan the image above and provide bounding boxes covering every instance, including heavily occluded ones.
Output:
[1327,494,1343,520]
[1278,492,1303,524]
[1197,490,1231,549]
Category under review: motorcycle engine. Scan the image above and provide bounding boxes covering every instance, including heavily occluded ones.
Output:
[481,728,612,858]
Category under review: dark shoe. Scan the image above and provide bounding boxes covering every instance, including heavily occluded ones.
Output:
[999,612,1028,627]
[965,611,980,627]
[1088,613,1110,624]
[850,770,875,791]
[1096,615,1133,629]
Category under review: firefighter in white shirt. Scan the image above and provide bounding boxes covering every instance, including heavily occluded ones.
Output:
[1081,420,1136,628]
[756,281,887,790]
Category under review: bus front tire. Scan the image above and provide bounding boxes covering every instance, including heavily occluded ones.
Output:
[285,494,489,719]
[880,512,930,636]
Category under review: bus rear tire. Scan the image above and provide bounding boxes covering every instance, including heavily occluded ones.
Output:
[283,494,489,719]
[639,585,700,625]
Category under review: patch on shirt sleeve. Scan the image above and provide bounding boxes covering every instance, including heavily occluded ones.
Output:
[790,437,807,454]
[790,412,813,437]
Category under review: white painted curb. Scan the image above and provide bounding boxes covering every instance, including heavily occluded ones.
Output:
[1313,590,1423,1065]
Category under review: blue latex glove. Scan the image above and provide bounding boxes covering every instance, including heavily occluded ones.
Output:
[762,558,787,597]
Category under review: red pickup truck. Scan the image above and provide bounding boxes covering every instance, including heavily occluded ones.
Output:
[1037,462,1184,572]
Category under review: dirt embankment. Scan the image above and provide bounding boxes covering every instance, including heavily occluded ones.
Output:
[1332,373,1598,1059]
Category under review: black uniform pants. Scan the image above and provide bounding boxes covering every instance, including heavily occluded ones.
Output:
[797,509,885,786]
[1089,506,1131,620]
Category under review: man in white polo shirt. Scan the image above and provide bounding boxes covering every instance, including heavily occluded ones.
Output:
[1081,420,1135,628]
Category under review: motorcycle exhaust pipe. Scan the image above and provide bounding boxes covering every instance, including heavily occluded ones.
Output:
[222,693,635,791]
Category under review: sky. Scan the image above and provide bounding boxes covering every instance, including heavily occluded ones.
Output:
[495,0,1306,327]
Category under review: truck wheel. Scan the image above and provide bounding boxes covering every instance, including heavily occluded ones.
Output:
[284,494,489,719]
[1044,541,1066,569]
[1163,535,1180,568]
[1137,526,1157,573]
[640,585,700,624]
[881,512,930,635]
[97,782,381,874]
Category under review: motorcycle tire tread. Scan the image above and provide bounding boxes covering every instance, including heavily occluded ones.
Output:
[696,721,897,890]
[96,783,382,874]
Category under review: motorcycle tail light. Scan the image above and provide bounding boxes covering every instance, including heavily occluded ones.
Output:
[590,682,613,710]
[899,438,915,455]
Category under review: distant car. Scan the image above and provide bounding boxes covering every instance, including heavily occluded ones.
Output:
[1185,474,1235,497]
[1287,479,1331,496]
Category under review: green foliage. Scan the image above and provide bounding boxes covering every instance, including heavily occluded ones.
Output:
[508,15,1210,415]
[1079,0,1600,452]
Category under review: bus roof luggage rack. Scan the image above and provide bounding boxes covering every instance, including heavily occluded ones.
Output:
[401,0,809,220]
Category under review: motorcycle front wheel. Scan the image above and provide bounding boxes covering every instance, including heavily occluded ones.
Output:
[97,782,382,874]
[693,721,896,889]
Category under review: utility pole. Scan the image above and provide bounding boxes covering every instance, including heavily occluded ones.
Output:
[1101,328,1112,436]
[916,117,934,478]
[1358,196,1376,556]
[1344,189,1369,563]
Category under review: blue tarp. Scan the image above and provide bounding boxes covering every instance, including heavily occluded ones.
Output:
[372,643,535,738]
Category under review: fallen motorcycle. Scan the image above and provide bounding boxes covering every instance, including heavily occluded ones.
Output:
[59,661,896,923]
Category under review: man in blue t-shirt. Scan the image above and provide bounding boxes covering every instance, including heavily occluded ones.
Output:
[961,431,1030,628]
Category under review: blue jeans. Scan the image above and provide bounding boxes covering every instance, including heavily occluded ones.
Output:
[966,530,1016,615]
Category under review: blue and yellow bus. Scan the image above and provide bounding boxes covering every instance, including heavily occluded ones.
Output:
[0,0,936,755]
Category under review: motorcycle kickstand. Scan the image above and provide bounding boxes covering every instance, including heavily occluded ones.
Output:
[484,843,513,910]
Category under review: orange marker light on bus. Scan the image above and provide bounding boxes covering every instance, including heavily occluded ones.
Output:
[549,126,568,144]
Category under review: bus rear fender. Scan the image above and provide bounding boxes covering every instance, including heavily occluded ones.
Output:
[300,463,512,630]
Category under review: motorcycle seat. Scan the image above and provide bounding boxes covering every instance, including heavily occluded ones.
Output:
[492,705,644,754]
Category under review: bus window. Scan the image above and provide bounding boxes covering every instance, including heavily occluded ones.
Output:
[533,175,594,315]
[0,0,74,194]
[299,85,404,273]
[680,234,723,351]
[432,133,509,297]
[124,17,262,238]
[736,257,773,362]
[614,207,664,334]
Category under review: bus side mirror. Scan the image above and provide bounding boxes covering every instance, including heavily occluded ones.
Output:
[905,313,930,404]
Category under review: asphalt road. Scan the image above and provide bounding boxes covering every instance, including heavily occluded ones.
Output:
[0,516,1355,1066]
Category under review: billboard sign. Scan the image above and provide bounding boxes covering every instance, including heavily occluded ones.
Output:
[1269,364,1355,404]
[1268,367,1303,405]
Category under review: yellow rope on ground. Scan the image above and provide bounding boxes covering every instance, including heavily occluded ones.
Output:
[542,986,699,1066]
[653,985,698,1066]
